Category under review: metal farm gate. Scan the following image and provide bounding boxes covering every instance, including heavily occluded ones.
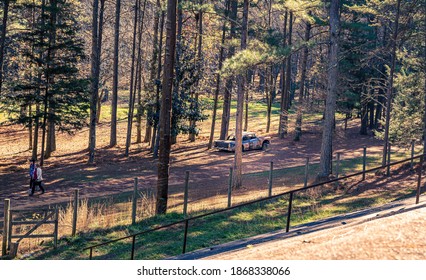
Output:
[2,199,58,258]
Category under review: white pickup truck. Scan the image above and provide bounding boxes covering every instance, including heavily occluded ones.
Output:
[214,132,271,152]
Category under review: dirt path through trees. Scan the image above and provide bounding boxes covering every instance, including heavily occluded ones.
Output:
[0,120,390,212]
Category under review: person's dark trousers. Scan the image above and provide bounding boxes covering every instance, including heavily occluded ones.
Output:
[30,181,45,195]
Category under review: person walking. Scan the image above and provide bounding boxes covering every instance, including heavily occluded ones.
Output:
[29,163,45,196]
[29,158,36,190]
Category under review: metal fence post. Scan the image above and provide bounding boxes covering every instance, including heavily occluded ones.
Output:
[268,162,273,197]
[228,168,233,208]
[362,146,367,181]
[182,220,189,254]
[2,199,10,256]
[304,157,309,188]
[72,189,79,237]
[416,155,424,204]
[132,178,138,225]
[131,235,136,260]
[183,171,190,217]
[286,192,294,233]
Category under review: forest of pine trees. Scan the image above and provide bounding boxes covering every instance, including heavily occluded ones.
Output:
[0,0,425,214]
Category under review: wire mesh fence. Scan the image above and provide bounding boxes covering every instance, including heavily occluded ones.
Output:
[85,153,425,260]
[1,188,158,257]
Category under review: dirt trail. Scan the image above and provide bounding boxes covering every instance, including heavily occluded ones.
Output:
[0,119,389,212]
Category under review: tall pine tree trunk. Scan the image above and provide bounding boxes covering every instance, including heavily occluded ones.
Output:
[189,2,203,142]
[156,0,177,215]
[360,93,368,135]
[279,11,293,138]
[244,87,248,131]
[45,109,55,158]
[110,0,121,147]
[368,98,375,129]
[233,0,249,189]
[45,0,60,160]
[374,26,387,129]
[318,0,340,179]
[208,0,229,149]
[33,0,43,162]
[135,0,147,144]
[294,17,311,141]
[32,2,42,162]
[279,11,288,137]
[29,105,33,150]
[0,0,9,95]
[259,70,265,92]
[89,0,100,163]
[32,106,40,160]
[145,0,161,145]
[28,6,37,153]
[45,0,59,159]
[382,0,401,166]
[170,0,183,145]
[136,64,144,144]
[265,1,272,133]
[39,0,47,166]
[220,80,232,140]
[152,10,165,156]
[124,0,140,157]
[219,0,237,140]
[40,89,49,166]
[136,58,143,144]
[266,66,272,132]
[374,87,384,128]
[95,0,106,128]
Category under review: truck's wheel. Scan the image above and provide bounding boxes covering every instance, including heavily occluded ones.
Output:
[262,142,269,151]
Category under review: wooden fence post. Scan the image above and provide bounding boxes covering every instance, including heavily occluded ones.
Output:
[268,162,273,197]
[228,168,233,208]
[411,140,415,170]
[132,178,138,225]
[362,146,367,181]
[2,199,10,256]
[336,152,341,178]
[183,171,190,217]
[72,189,79,236]
[304,157,309,188]
[54,207,59,249]
[387,143,391,176]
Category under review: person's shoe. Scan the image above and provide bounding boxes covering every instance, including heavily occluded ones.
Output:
[41,190,45,194]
